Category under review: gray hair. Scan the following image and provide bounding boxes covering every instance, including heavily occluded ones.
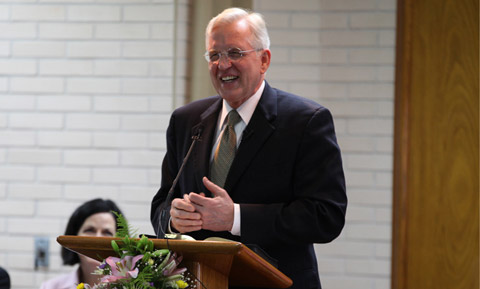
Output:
[205,7,270,50]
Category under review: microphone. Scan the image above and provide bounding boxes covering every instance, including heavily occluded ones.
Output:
[157,126,203,239]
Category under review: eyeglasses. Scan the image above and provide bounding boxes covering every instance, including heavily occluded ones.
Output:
[204,48,262,63]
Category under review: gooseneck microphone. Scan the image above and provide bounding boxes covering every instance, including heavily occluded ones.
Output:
[157,127,203,239]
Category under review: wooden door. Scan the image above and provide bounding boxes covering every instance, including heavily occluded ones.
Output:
[392,0,479,288]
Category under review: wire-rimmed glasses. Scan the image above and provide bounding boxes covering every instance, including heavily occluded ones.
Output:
[204,47,262,63]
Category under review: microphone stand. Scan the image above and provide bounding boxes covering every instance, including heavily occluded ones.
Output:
[157,129,202,239]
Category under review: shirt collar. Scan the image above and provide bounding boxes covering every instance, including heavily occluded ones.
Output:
[219,80,265,126]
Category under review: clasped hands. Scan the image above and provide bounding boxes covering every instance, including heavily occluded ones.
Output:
[170,177,234,233]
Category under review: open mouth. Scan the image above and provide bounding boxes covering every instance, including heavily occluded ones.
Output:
[221,75,238,82]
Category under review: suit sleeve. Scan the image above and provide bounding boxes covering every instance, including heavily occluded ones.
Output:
[240,106,347,247]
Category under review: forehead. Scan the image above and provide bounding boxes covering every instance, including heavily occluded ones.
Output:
[81,212,115,227]
[208,19,252,50]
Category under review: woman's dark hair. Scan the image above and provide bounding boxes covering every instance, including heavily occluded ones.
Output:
[61,198,124,265]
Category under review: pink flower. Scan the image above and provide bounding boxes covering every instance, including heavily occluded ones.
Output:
[101,255,143,282]
[162,252,186,276]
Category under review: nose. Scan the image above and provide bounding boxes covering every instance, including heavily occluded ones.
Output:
[217,53,232,69]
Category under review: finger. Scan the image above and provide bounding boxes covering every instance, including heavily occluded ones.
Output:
[171,217,202,233]
[172,198,196,212]
[171,206,202,220]
[188,192,209,207]
[202,177,228,198]
[171,215,202,226]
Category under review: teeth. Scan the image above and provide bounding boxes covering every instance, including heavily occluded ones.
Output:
[221,76,237,81]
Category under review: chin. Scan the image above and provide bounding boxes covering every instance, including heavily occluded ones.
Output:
[80,255,101,267]
[220,89,243,100]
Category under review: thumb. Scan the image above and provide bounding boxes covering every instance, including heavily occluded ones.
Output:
[203,177,227,198]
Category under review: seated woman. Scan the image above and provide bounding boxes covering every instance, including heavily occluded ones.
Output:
[40,198,124,289]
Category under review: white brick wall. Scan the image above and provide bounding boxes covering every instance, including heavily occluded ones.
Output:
[0,0,188,287]
[254,0,395,288]
[0,1,395,289]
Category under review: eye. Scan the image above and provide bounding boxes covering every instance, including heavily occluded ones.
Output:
[102,230,114,237]
[227,49,243,60]
[208,51,220,62]
[80,227,95,235]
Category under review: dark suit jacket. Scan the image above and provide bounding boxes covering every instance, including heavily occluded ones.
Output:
[151,82,347,289]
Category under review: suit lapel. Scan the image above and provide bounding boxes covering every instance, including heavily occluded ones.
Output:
[192,98,222,193]
[224,82,278,193]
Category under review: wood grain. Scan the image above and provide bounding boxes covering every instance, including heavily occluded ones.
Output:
[57,235,293,289]
[393,0,479,288]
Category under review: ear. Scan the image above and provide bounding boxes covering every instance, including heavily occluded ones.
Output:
[260,49,271,74]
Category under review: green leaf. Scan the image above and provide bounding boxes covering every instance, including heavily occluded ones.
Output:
[153,249,170,257]
[111,240,120,256]
[157,251,171,270]
[113,211,135,238]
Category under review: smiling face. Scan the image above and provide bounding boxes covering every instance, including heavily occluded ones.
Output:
[207,19,271,108]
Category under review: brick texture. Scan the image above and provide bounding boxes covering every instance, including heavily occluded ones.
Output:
[0,1,394,288]
[0,0,188,286]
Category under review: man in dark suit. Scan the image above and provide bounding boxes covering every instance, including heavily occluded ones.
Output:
[151,7,347,289]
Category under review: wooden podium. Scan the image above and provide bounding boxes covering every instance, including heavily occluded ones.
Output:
[57,235,292,289]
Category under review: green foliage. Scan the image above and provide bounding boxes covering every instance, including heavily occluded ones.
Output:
[112,211,136,238]
[90,211,188,289]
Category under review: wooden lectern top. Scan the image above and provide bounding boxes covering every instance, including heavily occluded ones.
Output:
[57,235,292,289]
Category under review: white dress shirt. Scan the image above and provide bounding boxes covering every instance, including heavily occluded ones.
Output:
[210,81,265,236]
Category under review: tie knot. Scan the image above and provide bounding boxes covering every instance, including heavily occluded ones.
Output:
[226,110,241,127]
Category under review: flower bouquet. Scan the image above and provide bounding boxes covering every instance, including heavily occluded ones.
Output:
[78,213,191,289]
